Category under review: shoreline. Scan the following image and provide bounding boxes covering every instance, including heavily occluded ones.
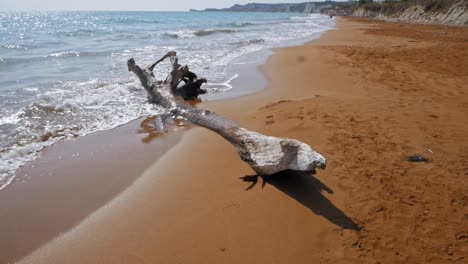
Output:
[1,17,336,264]
[16,19,347,263]
[10,17,468,263]
[0,117,186,264]
[0,12,334,194]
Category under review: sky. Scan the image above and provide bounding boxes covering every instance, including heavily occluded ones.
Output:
[0,0,346,12]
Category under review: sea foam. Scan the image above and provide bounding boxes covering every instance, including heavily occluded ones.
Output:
[0,11,335,191]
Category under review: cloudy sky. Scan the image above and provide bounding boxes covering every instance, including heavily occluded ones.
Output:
[0,0,344,11]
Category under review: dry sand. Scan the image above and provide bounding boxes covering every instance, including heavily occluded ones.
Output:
[15,17,468,263]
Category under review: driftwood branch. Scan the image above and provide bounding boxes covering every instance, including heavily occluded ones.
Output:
[148,51,175,72]
[128,52,326,175]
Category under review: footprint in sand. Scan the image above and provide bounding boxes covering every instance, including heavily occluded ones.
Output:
[265,115,275,125]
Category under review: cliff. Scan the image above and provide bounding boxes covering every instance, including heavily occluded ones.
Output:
[198,1,342,13]
[197,1,468,26]
[354,0,468,25]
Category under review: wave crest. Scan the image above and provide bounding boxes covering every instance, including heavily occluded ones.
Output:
[195,29,237,36]
[231,22,255,27]
[164,29,238,39]
[232,39,265,46]
[2,44,28,50]
[44,51,80,58]
[27,102,74,113]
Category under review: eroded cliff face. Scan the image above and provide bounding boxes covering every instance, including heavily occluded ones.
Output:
[354,1,468,25]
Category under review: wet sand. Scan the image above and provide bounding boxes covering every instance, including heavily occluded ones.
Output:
[0,118,186,264]
[13,17,468,263]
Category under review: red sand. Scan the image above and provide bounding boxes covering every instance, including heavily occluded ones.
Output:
[10,17,468,263]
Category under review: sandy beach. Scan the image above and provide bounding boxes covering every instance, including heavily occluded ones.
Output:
[7,17,468,263]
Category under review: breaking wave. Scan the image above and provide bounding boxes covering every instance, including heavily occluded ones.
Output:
[195,29,238,36]
[0,11,335,191]
[232,39,265,46]
[44,50,81,58]
[2,43,28,50]
[0,79,163,191]
[225,22,255,27]
[164,29,238,39]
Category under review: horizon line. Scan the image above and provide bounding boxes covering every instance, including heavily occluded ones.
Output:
[0,9,195,12]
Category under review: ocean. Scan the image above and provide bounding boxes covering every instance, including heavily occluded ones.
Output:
[0,11,335,190]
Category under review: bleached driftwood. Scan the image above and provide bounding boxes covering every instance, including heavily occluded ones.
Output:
[128,52,326,175]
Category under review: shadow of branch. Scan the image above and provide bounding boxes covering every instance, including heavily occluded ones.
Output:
[242,170,360,231]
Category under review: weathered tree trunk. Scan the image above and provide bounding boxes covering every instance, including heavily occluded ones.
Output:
[127,52,326,175]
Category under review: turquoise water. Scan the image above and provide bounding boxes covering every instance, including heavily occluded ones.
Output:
[0,11,335,190]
